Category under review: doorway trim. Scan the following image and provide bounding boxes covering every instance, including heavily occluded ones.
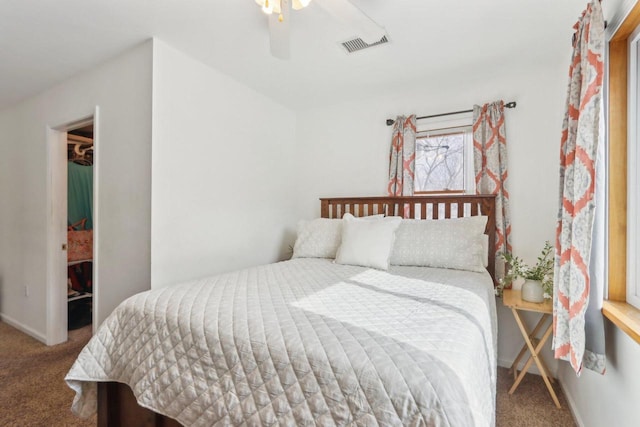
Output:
[46,107,100,345]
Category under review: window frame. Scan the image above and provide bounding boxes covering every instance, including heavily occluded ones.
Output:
[413,115,474,195]
[603,2,640,345]
[626,26,640,309]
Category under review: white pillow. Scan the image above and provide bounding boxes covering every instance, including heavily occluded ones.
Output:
[335,213,402,270]
[292,215,384,259]
[292,218,342,259]
[390,216,488,273]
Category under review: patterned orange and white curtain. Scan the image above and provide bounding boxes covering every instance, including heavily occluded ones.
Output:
[473,101,511,280]
[388,115,416,208]
[553,0,605,375]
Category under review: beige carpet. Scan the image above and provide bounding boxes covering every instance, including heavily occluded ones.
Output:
[0,320,576,426]
[496,366,576,427]
[0,321,95,427]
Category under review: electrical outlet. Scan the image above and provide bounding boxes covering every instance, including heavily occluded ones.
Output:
[24,286,29,297]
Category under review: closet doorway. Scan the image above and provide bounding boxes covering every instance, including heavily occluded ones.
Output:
[46,112,98,345]
[66,125,94,331]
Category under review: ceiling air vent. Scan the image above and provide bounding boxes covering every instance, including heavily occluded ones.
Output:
[340,35,389,54]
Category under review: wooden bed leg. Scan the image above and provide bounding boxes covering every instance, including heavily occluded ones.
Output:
[97,382,114,427]
[98,382,182,427]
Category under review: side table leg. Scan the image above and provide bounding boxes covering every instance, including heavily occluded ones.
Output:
[509,314,549,380]
[511,308,561,408]
[535,326,561,408]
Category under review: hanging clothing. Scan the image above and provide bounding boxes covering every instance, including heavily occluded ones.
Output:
[68,162,93,229]
[472,101,511,281]
[553,0,605,375]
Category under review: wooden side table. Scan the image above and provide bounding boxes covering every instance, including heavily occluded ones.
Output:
[502,289,561,408]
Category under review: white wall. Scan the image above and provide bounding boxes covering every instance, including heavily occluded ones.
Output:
[0,41,153,342]
[0,37,298,342]
[558,322,640,427]
[293,58,569,374]
[150,40,297,289]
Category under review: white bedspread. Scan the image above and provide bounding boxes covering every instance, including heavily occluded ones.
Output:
[66,259,497,426]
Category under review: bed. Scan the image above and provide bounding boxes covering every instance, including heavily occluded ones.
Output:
[66,195,498,426]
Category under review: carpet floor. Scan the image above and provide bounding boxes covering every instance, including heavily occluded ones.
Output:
[0,321,95,427]
[0,320,576,426]
[496,366,576,427]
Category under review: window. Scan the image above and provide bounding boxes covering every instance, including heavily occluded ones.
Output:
[414,118,474,194]
[626,25,640,310]
[603,2,640,344]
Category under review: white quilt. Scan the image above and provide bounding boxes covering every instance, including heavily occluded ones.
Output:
[66,259,497,426]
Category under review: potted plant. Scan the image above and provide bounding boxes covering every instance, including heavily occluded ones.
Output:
[497,241,554,302]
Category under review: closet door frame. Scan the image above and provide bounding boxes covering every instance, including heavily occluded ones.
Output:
[46,108,99,345]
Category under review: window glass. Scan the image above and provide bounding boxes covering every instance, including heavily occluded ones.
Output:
[414,127,471,193]
[626,27,640,309]
[415,132,465,192]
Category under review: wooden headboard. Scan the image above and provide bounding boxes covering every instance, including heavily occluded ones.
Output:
[320,195,497,283]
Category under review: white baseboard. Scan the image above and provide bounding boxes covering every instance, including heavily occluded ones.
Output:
[0,312,47,344]
[557,376,585,427]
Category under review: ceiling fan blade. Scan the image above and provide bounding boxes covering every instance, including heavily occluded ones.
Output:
[316,0,386,44]
[269,0,291,59]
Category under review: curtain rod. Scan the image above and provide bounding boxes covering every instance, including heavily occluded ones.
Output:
[385,101,517,126]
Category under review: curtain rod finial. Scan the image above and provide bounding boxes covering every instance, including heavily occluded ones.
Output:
[386,119,395,126]
[505,101,517,108]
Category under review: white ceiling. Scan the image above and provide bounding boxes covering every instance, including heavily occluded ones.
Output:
[0,0,623,110]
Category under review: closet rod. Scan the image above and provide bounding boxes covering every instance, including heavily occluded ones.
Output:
[68,134,93,144]
[385,101,517,126]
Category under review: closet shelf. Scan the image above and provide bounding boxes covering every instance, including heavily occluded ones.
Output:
[68,259,92,266]
[68,292,92,302]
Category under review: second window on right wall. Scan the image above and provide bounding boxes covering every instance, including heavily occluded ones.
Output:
[626,23,640,309]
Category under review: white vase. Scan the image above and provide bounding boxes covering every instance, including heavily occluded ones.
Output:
[521,279,545,303]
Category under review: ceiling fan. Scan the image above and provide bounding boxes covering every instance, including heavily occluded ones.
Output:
[255,0,387,59]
